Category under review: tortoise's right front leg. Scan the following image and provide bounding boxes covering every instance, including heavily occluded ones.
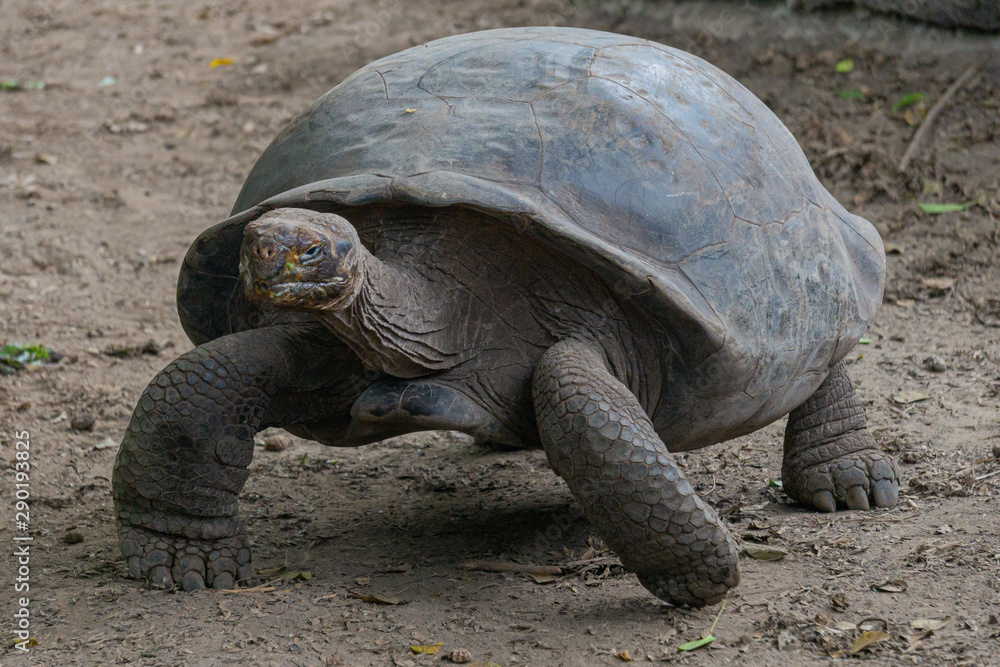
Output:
[112,324,353,591]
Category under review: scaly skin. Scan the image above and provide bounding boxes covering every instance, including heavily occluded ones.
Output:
[782,361,900,512]
[112,323,357,590]
[532,338,740,606]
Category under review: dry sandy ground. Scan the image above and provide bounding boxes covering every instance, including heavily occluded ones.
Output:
[1,0,999,665]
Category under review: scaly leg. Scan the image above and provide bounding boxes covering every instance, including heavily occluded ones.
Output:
[782,361,900,512]
[113,324,369,590]
[532,338,739,606]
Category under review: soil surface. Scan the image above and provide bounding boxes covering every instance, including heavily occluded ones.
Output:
[2,1,999,665]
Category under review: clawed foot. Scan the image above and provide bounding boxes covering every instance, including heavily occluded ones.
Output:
[783,449,900,512]
[119,523,252,591]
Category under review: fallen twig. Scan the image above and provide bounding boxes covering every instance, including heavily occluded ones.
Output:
[563,555,619,570]
[461,560,564,575]
[975,469,1000,482]
[216,584,278,594]
[898,64,980,172]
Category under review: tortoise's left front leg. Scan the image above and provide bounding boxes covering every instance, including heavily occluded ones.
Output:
[533,338,739,606]
[782,361,900,512]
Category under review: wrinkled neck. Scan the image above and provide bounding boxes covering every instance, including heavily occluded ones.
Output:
[322,249,468,377]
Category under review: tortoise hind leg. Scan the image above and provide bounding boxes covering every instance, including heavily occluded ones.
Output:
[782,361,900,512]
[532,338,739,606]
[113,324,371,591]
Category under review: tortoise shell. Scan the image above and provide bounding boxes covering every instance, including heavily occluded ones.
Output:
[178,26,884,447]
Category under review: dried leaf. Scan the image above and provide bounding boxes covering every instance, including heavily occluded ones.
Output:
[5,636,37,649]
[529,572,558,584]
[922,277,956,291]
[891,390,930,405]
[874,579,907,593]
[210,57,235,68]
[617,649,633,661]
[850,630,890,654]
[257,566,286,577]
[348,591,402,605]
[743,545,788,561]
[94,437,118,451]
[383,562,413,573]
[410,642,443,655]
[911,616,950,631]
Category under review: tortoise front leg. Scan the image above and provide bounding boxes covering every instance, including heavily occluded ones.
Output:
[532,338,739,606]
[112,324,365,591]
[782,361,900,512]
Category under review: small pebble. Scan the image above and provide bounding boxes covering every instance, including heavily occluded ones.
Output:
[828,591,850,612]
[62,531,84,545]
[256,428,293,452]
[922,355,946,373]
[70,414,96,432]
[447,648,472,664]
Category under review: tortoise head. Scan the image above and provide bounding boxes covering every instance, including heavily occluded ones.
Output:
[239,208,365,311]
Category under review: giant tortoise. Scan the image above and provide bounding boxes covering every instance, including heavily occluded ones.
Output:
[113,27,899,606]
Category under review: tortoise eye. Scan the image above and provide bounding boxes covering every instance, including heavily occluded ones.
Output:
[301,245,323,261]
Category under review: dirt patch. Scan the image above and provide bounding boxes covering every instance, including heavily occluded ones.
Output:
[1,1,998,665]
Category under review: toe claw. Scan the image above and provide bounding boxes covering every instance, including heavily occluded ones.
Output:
[872,479,897,508]
[177,554,206,577]
[181,570,206,591]
[117,523,252,592]
[212,572,235,590]
[127,556,142,579]
[812,490,836,513]
[150,565,173,588]
[845,485,870,510]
